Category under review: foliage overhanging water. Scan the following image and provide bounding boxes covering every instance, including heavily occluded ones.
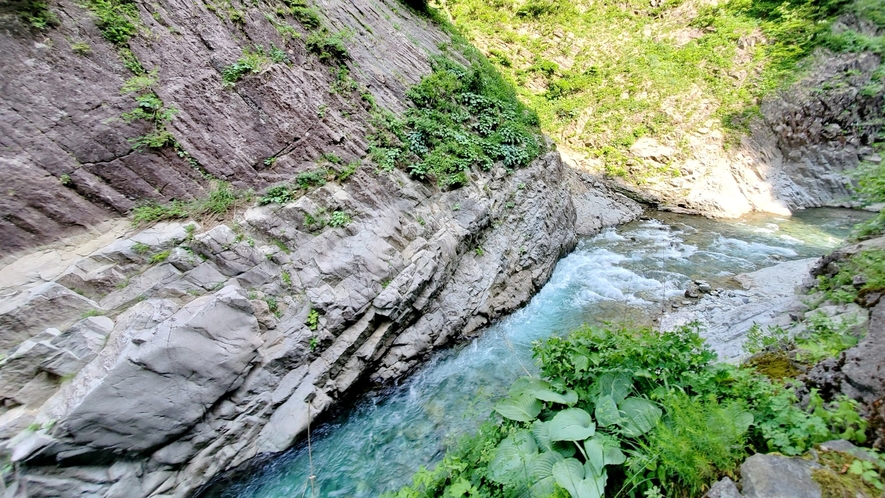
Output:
[209,208,870,498]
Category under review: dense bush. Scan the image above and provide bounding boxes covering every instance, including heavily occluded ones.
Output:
[369,54,543,187]
[387,325,867,498]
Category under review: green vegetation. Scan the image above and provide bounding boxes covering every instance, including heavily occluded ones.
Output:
[817,249,885,304]
[71,41,92,55]
[306,308,320,330]
[283,0,322,28]
[150,250,171,263]
[83,0,139,45]
[222,45,289,86]
[327,210,352,227]
[811,444,885,496]
[259,164,358,205]
[432,0,883,180]
[132,242,151,254]
[388,324,867,498]
[120,71,180,150]
[15,0,59,29]
[369,46,543,187]
[305,30,349,61]
[131,181,246,226]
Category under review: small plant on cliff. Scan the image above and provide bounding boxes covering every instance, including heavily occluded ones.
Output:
[17,0,59,29]
[222,48,271,85]
[305,30,349,61]
[327,210,351,227]
[84,0,139,45]
[283,0,322,28]
[71,41,92,55]
[306,308,320,330]
[130,181,245,226]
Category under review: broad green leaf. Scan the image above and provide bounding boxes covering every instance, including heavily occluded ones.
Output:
[549,408,596,441]
[589,373,632,404]
[531,451,565,480]
[533,388,579,406]
[575,471,607,498]
[618,397,662,437]
[509,377,550,397]
[553,458,607,498]
[445,477,474,497]
[594,394,622,427]
[583,434,626,475]
[602,440,626,466]
[552,458,585,497]
[489,430,538,485]
[723,403,754,433]
[583,438,605,477]
[572,354,590,372]
[495,393,543,422]
[531,420,576,457]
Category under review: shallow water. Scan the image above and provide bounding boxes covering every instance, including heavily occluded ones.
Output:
[211,208,869,498]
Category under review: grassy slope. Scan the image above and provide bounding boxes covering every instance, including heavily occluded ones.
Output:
[432,0,883,181]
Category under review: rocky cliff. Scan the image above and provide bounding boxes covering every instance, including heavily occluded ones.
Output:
[0,1,641,496]
[568,16,885,219]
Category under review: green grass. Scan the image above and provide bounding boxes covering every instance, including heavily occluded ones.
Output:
[368,48,543,186]
[131,181,246,226]
[431,0,881,181]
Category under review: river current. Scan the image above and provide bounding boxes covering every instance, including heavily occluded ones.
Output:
[209,208,870,498]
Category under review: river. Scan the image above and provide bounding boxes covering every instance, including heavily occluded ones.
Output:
[203,208,870,498]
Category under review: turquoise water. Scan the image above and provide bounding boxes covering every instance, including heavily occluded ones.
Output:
[206,208,869,498]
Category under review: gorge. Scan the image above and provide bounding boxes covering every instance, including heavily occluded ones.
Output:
[1,0,884,496]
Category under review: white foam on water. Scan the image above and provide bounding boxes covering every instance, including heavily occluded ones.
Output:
[712,236,799,258]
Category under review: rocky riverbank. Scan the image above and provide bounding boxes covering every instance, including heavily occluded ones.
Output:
[659,236,885,497]
[0,151,640,496]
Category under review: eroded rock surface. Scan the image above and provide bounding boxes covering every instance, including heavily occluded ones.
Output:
[0,149,640,496]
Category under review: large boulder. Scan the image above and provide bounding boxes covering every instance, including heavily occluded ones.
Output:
[43,286,261,454]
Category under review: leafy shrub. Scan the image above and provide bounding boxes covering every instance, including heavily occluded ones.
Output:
[16,0,59,29]
[305,30,349,61]
[389,324,868,498]
[285,0,322,29]
[327,210,351,227]
[295,168,328,189]
[369,54,542,187]
[259,185,297,205]
[222,48,271,85]
[85,0,139,45]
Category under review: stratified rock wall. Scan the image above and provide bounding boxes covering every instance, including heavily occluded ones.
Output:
[0,150,639,497]
[0,0,442,252]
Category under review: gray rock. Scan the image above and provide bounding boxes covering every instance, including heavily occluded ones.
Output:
[740,453,821,498]
[705,477,741,498]
[51,286,261,453]
[819,439,879,463]
[0,283,100,352]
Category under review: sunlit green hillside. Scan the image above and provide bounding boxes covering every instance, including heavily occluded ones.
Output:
[430,0,884,179]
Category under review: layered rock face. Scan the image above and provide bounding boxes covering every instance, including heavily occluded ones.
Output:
[0,0,443,253]
[0,150,639,497]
